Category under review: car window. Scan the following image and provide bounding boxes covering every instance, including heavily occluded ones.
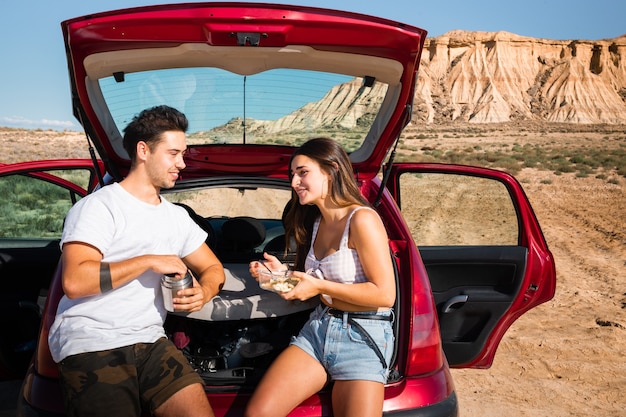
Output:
[166,187,292,220]
[0,170,89,239]
[98,67,388,153]
[398,172,519,246]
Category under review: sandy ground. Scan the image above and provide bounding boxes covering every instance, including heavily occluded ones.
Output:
[451,169,625,416]
[1,126,625,416]
[405,125,626,416]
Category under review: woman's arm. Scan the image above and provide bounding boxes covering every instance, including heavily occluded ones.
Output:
[284,208,396,309]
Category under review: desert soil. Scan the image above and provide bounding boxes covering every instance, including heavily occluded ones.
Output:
[1,125,625,416]
[451,166,625,417]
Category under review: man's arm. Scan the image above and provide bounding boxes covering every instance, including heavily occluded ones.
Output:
[61,241,190,299]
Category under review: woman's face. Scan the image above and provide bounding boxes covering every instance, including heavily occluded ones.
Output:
[290,154,330,206]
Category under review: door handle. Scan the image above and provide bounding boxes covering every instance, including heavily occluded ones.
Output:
[442,295,469,313]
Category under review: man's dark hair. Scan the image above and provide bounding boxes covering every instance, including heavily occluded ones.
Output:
[122,105,189,161]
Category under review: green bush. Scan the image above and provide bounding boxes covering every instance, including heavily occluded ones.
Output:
[399,133,626,178]
[0,175,75,238]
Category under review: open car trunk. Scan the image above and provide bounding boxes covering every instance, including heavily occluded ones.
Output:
[162,208,401,388]
[165,302,313,387]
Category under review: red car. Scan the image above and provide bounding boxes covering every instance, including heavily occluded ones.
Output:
[4,3,555,416]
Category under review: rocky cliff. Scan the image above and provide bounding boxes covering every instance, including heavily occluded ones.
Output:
[415,30,626,124]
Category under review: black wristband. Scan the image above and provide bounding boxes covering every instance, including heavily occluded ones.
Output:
[99,262,113,293]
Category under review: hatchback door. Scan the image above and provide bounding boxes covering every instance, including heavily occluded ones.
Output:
[61,3,427,182]
[0,160,103,379]
[387,162,556,368]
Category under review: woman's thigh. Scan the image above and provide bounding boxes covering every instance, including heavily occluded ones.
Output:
[246,345,328,417]
[332,379,385,417]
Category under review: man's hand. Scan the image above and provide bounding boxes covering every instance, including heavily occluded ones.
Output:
[170,276,209,312]
[149,255,189,278]
[181,243,226,310]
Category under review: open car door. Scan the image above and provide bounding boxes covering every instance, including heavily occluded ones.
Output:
[0,159,103,379]
[387,162,556,368]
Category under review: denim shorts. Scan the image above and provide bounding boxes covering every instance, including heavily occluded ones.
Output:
[291,305,395,384]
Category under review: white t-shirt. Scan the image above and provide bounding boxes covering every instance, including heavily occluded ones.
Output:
[48,183,207,362]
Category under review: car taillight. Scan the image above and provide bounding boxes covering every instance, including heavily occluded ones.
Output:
[404,249,445,376]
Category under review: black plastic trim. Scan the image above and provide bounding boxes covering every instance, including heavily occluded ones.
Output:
[382,391,458,417]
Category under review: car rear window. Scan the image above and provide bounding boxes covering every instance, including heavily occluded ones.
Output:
[99,67,388,153]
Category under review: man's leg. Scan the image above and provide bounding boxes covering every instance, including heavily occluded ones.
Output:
[58,348,142,417]
[154,382,214,417]
[139,338,213,417]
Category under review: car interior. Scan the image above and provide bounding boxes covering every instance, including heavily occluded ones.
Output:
[165,200,401,386]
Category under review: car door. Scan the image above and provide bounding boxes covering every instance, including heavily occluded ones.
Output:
[387,162,556,368]
[0,159,104,379]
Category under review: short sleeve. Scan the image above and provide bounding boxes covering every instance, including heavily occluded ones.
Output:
[60,193,116,255]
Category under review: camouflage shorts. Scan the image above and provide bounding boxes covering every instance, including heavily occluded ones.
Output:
[58,337,203,417]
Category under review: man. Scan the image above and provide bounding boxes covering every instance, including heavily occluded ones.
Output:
[48,105,225,417]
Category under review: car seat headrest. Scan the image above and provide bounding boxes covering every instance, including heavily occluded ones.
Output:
[221,216,266,250]
[174,202,217,249]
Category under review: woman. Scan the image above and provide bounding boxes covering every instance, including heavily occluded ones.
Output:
[246,138,396,417]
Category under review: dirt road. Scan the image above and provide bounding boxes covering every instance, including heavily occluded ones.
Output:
[399,124,626,416]
[451,169,626,416]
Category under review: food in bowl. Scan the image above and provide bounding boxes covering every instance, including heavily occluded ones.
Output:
[258,269,300,293]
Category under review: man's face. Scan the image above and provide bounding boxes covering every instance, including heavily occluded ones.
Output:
[145,130,187,190]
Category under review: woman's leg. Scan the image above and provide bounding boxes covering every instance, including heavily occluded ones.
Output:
[245,345,328,417]
[331,379,385,417]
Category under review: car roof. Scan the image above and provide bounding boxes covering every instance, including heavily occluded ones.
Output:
[62,2,427,181]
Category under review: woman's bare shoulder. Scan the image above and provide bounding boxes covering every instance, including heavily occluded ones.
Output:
[350,206,383,229]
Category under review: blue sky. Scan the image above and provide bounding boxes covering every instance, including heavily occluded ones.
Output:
[1,0,624,131]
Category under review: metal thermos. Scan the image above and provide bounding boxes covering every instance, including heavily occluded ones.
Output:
[162,270,193,312]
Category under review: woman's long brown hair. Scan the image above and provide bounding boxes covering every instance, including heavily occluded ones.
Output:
[283,138,369,270]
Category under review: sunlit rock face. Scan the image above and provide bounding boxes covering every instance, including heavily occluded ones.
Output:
[414,30,626,124]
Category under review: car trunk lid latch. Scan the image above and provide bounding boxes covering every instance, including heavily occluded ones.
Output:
[234,32,265,46]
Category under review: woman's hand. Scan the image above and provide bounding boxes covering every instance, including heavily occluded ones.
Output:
[280,270,319,301]
[249,252,284,281]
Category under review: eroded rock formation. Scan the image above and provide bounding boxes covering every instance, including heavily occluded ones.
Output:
[415,30,626,124]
